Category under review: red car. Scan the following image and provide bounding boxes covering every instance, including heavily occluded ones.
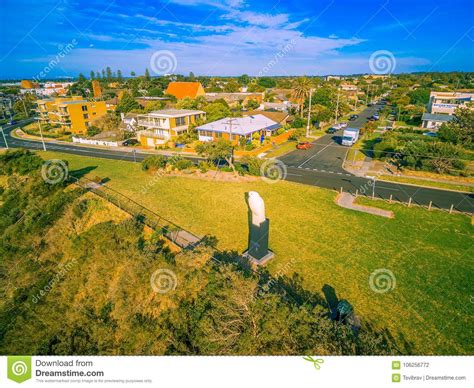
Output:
[296,142,312,150]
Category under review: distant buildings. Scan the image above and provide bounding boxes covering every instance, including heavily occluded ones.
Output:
[260,101,298,113]
[422,91,474,129]
[205,92,263,107]
[165,82,205,99]
[20,81,73,97]
[37,96,107,134]
[196,115,280,144]
[20,80,39,89]
[136,109,205,147]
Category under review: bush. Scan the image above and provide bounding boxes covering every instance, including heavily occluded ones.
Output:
[141,155,167,171]
[0,149,43,175]
[168,155,193,171]
[292,117,305,128]
[238,156,263,176]
[288,128,305,141]
[198,161,212,173]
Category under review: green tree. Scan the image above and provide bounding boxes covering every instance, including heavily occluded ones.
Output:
[89,71,95,80]
[106,67,112,82]
[438,108,474,147]
[203,102,231,122]
[78,73,86,83]
[116,91,141,114]
[117,70,123,82]
[131,71,136,77]
[195,139,236,174]
[292,77,312,117]
[145,68,151,81]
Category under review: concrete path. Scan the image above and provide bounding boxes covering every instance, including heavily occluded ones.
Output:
[336,192,394,218]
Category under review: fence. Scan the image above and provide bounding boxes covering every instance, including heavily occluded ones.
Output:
[72,137,120,147]
[70,176,202,249]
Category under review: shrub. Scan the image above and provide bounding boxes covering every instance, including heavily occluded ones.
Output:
[141,155,167,171]
[238,156,263,176]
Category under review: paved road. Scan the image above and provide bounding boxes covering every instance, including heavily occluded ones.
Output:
[1,118,473,213]
[278,103,473,213]
[279,103,380,172]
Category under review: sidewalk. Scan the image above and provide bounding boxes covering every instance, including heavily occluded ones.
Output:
[336,192,394,218]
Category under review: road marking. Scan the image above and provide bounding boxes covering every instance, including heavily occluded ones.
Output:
[337,172,342,175]
[286,172,302,176]
[298,142,332,168]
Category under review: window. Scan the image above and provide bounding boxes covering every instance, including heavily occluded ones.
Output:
[81,105,88,111]
[83,114,89,119]
[176,117,185,126]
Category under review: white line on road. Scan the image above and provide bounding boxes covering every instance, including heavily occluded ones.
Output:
[298,142,332,168]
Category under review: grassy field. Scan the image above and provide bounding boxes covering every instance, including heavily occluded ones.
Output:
[38,150,474,355]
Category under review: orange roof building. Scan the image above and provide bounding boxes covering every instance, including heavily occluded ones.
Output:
[20,80,39,89]
[165,82,205,99]
[92,80,102,98]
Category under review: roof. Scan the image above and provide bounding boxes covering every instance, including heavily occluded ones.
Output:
[58,100,88,105]
[245,110,289,123]
[165,82,203,99]
[146,109,205,118]
[196,114,280,136]
[422,113,454,122]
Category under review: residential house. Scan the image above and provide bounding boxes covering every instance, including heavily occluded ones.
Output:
[205,92,263,107]
[37,96,107,134]
[20,80,39,89]
[165,82,205,99]
[136,109,206,147]
[244,110,290,126]
[196,115,280,144]
[422,91,474,129]
[261,101,298,113]
[119,113,139,132]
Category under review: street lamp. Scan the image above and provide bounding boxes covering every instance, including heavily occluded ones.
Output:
[367,175,376,199]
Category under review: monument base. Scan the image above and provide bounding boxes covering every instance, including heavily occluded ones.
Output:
[242,249,275,266]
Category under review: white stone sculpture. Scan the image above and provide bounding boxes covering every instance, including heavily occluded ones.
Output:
[248,191,266,225]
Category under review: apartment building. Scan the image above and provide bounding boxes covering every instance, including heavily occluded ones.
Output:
[37,96,107,134]
[136,109,206,147]
[422,91,474,129]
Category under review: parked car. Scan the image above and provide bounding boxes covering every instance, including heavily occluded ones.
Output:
[327,127,337,134]
[339,122,348,128]
[423,131,438,137]
[349,114,359,121]
[373,114,380,120]
[123,138,139,146]
[296,142,312,150]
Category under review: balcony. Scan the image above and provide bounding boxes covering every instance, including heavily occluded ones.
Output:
[138,129,171,140]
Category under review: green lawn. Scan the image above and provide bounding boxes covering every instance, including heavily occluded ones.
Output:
[40,150,474,355]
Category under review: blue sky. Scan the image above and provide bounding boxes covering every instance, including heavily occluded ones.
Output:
[0,0,473,79]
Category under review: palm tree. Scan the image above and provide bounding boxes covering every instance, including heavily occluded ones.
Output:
[292,77,312,117]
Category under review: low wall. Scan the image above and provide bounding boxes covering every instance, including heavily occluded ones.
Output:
[72,137,120,147]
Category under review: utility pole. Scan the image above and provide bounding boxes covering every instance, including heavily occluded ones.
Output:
[334,88,340,124]
[37,119,47,151]
[306,88,313,137]
[365,84,370,105]
[21,97,29,118]
[0,126,8,149]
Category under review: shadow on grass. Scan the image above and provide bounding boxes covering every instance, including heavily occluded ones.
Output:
[208,245,412,355]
